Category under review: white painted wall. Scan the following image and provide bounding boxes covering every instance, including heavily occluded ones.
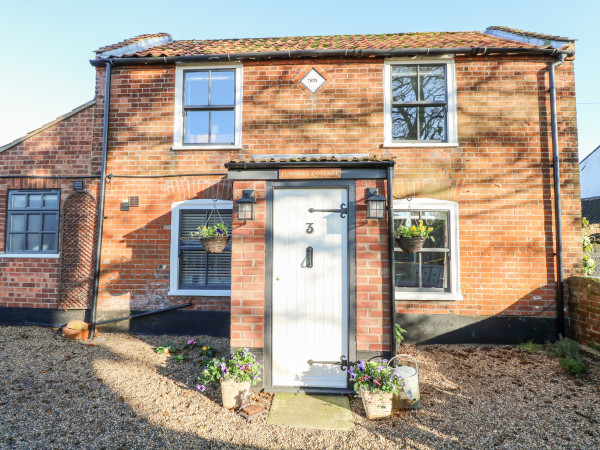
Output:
[580,146,600,199]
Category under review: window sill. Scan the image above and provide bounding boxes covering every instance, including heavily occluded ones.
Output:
[395,292,463,301]
[383,142,459,148]
[168,289,231,297]
[171,145,242,151]
[0,253,60,259]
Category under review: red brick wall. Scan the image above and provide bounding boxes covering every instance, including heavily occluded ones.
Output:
[1,54,581,346]
[567,276,600,345]
[0,103,100,308]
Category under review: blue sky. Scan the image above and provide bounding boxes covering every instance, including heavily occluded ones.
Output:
[0,0,597,159]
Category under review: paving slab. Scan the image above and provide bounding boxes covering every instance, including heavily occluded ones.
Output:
[267,394,354,430]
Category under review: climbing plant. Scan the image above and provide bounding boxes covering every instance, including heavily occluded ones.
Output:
[582,217,596,276]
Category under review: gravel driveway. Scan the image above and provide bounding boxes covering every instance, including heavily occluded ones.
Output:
[1,326,598,449]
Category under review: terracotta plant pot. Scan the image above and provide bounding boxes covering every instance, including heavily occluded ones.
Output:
[200,236,230,253]
[395,236,427,253]
[361,391,393,420]
[62,320,90,340]
[220,379,251,409]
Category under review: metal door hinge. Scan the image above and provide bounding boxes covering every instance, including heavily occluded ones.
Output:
[308,203,347,218]
[307,355,348,371]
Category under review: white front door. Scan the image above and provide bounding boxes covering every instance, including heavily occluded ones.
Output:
[272,187,348,388]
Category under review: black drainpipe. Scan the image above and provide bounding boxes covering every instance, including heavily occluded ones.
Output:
[387,165,396,355]
[548,53,567,338]
[89,62,112,339]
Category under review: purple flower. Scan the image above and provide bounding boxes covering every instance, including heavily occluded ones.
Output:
[377,365,384,372]
[348,366,354,375]
[350,373,356,380]
[382,359,388,364]
[197,385,206,392]
[216,228,224,235]
[357,361,365,372]
[188,339,196,345]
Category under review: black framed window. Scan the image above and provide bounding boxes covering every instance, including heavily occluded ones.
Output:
[394,210,450,292]
[390,64,448,142]
[178,209,232,290]
[6,190,60,253]
[183,69,236,145]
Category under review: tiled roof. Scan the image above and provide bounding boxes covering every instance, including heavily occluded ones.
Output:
[95,33,172,53]
[122,31,542,58]
[583,198,600,225]
[486,26,572,43]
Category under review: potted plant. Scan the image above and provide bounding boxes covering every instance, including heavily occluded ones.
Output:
[190,222,229,253]
[197,348,262,409]
[393,220,434,253]
[349,360,404,419]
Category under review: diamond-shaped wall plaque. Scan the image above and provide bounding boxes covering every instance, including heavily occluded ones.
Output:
[300,68,326,93]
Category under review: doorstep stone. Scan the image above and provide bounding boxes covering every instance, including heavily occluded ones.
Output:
[267,394,354,430]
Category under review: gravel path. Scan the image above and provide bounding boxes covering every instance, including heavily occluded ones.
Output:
[1,326,598,449]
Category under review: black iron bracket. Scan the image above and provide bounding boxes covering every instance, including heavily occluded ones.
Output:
[307,355,348,371]
[308,203,347,218]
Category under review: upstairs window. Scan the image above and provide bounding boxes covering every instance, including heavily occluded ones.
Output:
[384,58,457,146]
[173,65,242,149]
[6,190,60,254]
[169,199,232,296]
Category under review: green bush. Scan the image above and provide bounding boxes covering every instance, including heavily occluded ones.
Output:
[559,357,587,374]
[519,341,541,353]
[551,338,581,360]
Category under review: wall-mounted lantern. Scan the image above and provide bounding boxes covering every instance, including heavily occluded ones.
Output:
[237,190,255,221]
[366,188,386,219]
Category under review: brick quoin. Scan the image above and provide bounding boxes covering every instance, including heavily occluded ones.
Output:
[0,53,581,351]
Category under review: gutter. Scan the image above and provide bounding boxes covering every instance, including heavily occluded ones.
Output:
[90,46,575,67]
[548,53,567,338]
[89,62,112,339]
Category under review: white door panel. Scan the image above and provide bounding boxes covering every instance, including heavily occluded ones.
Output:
[272,188,348,388]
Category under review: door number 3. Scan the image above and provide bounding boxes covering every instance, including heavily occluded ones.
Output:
[306,223,314,234]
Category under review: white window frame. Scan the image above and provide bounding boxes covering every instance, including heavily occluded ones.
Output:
[383,57,458,147]
[172,63,243,150]
[393,198,462,301]
[168,199,233,296]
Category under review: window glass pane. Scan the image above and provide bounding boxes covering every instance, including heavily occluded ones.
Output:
[184,71,209,106]
[9,234,25,252]
[43,214,57,232]
[395,253,419,288]
[393,210,413,229]
[181,210,207,244]
[210,110,235,144]
[207,251,231,285]
[210,71,235,105]
[9,214,26,232]
[391,106,417,140]
[180,250,207,286]
[28,194,42,208]
[28,214,42,232]
[420,65,446,102]
[421,211,449,249]
[26,234,41,251]
[11,194,27,208]
[42,234,57,252]
[422,252,447,289]
[420,106,446,141]
[43,194,59,209]
[184,111,209,144]
[391,66,417,102]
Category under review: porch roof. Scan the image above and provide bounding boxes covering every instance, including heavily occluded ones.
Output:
[225,155,395,170]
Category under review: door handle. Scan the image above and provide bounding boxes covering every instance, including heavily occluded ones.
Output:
[306,246,313,268]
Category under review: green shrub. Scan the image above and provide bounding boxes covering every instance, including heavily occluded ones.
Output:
[551,338,581,360]
[559,357,587,374]
[519,341,541,353]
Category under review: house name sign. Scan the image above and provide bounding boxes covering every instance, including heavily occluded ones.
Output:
[279,168,342,179]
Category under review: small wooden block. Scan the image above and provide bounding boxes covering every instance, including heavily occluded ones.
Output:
[238,404,267,422]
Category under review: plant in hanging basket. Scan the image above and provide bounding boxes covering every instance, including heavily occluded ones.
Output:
[190,222,230,253]
[393,220,435,253]
[349,360,403,420]
[197,348,262,409]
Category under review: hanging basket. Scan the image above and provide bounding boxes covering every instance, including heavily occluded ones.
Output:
[220,379,251,409]
[200,236,230,253]
[395,236,426,253]
[361,391,393,420]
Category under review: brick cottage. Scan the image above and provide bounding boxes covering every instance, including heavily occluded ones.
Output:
[0,27,581,392]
